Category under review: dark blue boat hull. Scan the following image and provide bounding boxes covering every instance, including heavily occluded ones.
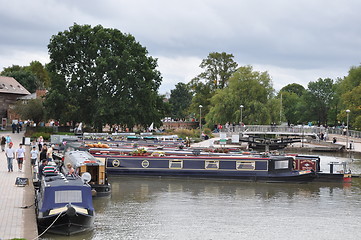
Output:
[104,156,316,182]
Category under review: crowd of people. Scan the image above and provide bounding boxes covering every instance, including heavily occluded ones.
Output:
[2,134,75,179]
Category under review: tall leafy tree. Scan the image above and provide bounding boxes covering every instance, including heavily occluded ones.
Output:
[304,78,334,125]
[45,23,164,131]
[168,83,192,119]
[278,83,306,124]
[337,65,361,128]
[206,65,274,126]
[198,52,238,90]
[187,77,213,123]
[27,61,50,89]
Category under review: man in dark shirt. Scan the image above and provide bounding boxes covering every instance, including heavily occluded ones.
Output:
[38,159,48,180]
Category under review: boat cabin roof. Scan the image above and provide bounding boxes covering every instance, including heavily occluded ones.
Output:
[43,174,87,188]
[64,150,104,168]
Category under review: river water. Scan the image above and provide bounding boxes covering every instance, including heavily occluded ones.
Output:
[40,153,361,240]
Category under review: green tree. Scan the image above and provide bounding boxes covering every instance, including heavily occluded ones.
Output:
[278,83,306,124]
[279,83,305,96]
[27,61,50,89]
[206,65,274,126]
[45,23,164,131]
[337,65,361,128]
[187,77,213,124]
[1,62,50,92]
[198,52,238,90]
[14,99,45,123]
[1,65,38,93]
[169,83,192,119]
[304,78,335,125]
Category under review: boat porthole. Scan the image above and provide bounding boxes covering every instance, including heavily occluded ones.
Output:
[141,160,149,168]
[112,159,120,167]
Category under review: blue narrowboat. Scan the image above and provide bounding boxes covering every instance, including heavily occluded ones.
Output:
[101,154,316,182]
[35,170,95,235]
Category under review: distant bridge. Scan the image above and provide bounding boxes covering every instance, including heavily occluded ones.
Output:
[219,125,361,139]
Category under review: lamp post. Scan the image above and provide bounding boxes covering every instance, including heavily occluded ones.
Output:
[240,105,244,125]
[199,105,203,139]
[346,109,350,149]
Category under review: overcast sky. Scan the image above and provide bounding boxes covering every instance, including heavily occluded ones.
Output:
[1,0,361,94]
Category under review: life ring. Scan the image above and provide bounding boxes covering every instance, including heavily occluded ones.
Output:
[141,160,150,168]
[112,159,120,167]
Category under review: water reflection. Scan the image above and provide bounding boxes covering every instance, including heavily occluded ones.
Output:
[40,154,361,240]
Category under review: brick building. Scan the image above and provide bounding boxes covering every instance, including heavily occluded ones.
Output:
[0,76,30,127]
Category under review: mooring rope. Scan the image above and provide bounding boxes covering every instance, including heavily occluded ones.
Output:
[32,211,63,240]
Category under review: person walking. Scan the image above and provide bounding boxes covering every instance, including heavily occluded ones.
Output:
[16,143,26,171]
[30,146,39,167]
[5,142,15,172]
[1,135,5,152]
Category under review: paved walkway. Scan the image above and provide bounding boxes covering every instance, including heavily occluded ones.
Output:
[0,131,37,240]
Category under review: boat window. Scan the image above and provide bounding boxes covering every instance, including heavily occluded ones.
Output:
[274,160,289,169]
[205,160,219,170]
[55,190,82,203]
[236,161,255,170]
[169,160,183,169]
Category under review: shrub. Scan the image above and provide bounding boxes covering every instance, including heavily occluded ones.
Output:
[30,132,51,141]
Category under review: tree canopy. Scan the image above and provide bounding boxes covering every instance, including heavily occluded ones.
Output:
[168,82,192,119]
[198,52,238,90]
[206,65,274,126]
[1,62,49,93]
[45,23,164,131]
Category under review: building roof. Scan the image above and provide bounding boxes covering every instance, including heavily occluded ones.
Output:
[0,76,30,95]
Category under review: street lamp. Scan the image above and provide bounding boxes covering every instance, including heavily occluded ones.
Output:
[346,109,350,149]
[240,105,244,125]
[199,105,203,139]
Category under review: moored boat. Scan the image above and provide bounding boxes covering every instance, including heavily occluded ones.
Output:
[35,169,95,235]
[101,154,315,182]
[89,147,351,183]
[62,151,111,196]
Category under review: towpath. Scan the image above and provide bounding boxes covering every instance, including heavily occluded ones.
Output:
[0,131,37,239]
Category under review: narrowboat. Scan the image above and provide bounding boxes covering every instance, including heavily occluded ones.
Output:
[103,154,316,182]
[35,168,95,235]
[62,151,111,196]
[89,147,351,183]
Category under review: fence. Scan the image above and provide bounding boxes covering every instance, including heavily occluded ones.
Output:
[219,124,361,138]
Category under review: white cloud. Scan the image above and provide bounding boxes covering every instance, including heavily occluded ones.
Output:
[1,0,361,93]
[156,56,203,94]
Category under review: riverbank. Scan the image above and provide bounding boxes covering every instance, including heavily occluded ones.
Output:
[0,131,37,239]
